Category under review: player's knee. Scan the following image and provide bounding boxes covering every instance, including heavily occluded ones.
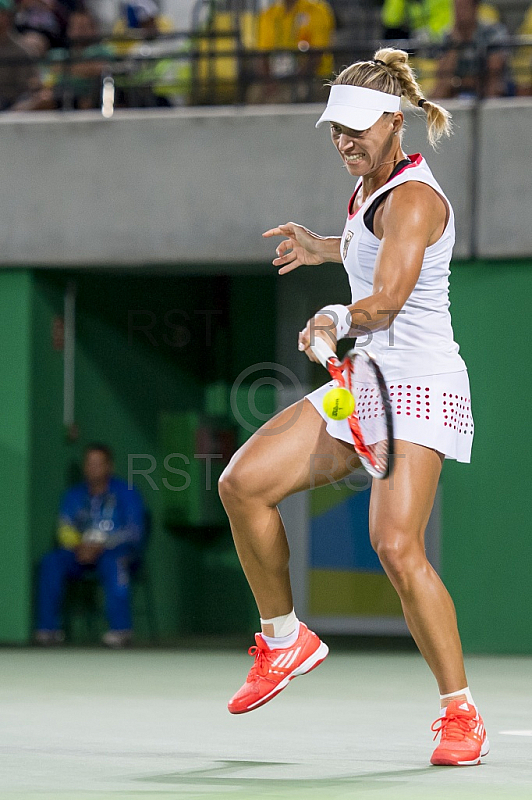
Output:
[370,529,421,588]
[219,451,283,509]
[218,460,249,506]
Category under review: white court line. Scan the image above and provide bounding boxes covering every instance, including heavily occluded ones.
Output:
[499,730,532,736]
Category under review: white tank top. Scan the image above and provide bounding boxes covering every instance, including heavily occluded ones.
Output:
[341,153,466,381]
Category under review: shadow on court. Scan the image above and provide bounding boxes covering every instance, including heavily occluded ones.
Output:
[135,760,516,799]
[138,759,434,785]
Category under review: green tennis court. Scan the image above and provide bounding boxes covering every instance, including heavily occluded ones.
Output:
[1,647,530,799]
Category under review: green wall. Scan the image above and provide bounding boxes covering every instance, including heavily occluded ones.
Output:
[1,263,530,652]
[30,277,74,562]
[441,259,532,653]
[0,270,275,644]
[0,273,33,642]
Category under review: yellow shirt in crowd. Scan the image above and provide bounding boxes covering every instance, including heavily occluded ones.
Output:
[256,0,335,76]
[512,6,532,91]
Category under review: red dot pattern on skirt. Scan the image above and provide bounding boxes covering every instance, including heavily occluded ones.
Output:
[442,393,473,434]
[384,386,474,434]
[354,386,385,420]
[388,385,431,419]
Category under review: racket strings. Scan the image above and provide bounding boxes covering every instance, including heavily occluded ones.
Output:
[347,356,391,477]
[351,358,389,472]
[328,358,375,465]
[328,354,391,477]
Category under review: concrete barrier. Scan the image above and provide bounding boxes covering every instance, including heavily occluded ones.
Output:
[477,99,532,257]
[0,99,529,267]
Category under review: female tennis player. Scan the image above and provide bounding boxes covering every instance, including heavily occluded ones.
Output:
[219,47,488,766]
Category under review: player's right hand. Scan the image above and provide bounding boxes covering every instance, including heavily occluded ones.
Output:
[298,314,338,362]
[263,222,325,274]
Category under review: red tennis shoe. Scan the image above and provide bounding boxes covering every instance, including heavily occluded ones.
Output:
[431,700,490,766]
[228,623,328,714]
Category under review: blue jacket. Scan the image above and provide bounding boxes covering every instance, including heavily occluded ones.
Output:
[58,477,145,551]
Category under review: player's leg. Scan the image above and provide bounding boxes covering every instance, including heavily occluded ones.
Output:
[96,547,133,647]
[370,441,465,691]
[370,440,488,765]
[35,548,83,642]
[219,398,359,713]
[219,398,358,621]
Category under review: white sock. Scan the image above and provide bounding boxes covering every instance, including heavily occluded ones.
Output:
[440,686,476,714]
[260,610,299,649]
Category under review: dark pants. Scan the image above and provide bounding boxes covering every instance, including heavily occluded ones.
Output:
[37,546,137,632]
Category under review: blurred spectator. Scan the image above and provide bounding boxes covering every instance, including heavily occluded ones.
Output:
[382,0,453,42]
[44,8,112,109]
[381,0,501,98]
[120,34,191,107]
[112,0,174,56]
[381,0,453,98]
[382,0,499,41]
[20,28,50,57]
[0,0,46,110]
[35,444,146,649]
[111,0,184,107]
[14,0,68,49]
[431,0,508,98]
[247,0,335,104]
[512,5,532,95]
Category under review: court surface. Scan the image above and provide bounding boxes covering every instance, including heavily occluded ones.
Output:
[0,646,530,800]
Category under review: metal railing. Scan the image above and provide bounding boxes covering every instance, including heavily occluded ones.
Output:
[0,29,530,111]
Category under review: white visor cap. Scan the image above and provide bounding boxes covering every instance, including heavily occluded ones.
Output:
[316,85,401,131]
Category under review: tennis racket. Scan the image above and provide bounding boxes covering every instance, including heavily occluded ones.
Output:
[310,337,394,479]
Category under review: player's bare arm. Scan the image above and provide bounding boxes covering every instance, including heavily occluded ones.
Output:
[360,181,448,327]
[299,182,446,357]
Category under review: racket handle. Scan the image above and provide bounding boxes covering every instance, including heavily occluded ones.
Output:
[310,337,337,367]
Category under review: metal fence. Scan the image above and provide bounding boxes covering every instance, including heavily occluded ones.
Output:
[1,29,531,111]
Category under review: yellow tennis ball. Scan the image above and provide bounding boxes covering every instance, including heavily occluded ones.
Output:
[322,387,355,420]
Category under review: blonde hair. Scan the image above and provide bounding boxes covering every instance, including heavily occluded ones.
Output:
[333,48,452,148]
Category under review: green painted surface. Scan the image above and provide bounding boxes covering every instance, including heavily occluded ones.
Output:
[441,259,532,653]
[0,272,33,642]
[309,570,403,616]
[310,480,365,518]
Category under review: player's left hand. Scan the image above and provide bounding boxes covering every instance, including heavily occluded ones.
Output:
[298,314,338,362]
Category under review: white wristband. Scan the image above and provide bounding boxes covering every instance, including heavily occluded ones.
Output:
[316,304,352,341]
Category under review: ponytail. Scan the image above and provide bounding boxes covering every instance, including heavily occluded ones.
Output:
[333,48,452,148]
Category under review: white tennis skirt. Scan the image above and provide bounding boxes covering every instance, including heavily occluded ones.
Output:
[306,370,474,463]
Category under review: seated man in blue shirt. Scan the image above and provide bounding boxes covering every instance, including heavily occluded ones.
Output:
[35,443,145,648]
